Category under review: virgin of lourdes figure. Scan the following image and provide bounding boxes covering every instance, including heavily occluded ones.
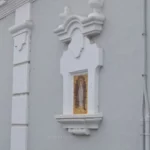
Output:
[74,76,86,111]
[78,78,84,108]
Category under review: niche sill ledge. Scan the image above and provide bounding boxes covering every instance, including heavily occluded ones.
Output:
[55,113,103,136]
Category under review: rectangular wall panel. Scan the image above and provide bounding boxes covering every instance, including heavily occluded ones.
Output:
[13,63,29,94]
[12,95,28,124]
[10,126,28,150]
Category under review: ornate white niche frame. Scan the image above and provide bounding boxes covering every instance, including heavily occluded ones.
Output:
[54,0,105,136]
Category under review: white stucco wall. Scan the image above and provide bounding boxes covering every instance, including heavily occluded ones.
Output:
[0,13,14,150]
[147,0,150,95]
[0,0,149,150]
[28,0,145,150]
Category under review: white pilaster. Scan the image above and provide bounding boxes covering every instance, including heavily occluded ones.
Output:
[9,3,33,150]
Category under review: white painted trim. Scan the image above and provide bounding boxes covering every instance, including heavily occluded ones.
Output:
[54,0,105,43]
[55,114,103,135]
[12,95,28,124]
[9,2,33,150]
[54,0,105,136]
[10,126,28,150]
[9,20,33,36]
[0,0,36,20]
[13,64,30,94]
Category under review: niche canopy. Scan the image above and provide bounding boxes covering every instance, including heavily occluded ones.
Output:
[54,0,105,136]
[54,0,105,43]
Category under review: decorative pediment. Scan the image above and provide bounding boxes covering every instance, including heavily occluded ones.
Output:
[54,0,105,136]
[54,0,105,43]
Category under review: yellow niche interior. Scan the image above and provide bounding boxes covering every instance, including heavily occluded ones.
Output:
[73,74,88,114]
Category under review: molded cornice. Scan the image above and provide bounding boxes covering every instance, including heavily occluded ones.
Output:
[9,20,33,35]
[55,114,103,135]
[0,0,36,20]
[54,0,105,43]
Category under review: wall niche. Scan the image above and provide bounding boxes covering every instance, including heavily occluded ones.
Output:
[54,0,105,136]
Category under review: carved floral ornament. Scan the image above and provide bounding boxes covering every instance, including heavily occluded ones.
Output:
[54,0,105,136]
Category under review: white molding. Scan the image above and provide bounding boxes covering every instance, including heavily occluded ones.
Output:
[54,15,105,43]
[0,0,36,20]
[60,36,103,115]
[55,114,103,136]
[9,21,33,36]
[10,126,28,150]
[54,0,105,43]
[88,0,105,18]
[12,95,28,124]
[54,0,105,136]
[9,21,32,65]
[13,64,30,94]
[9,2,33,150]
